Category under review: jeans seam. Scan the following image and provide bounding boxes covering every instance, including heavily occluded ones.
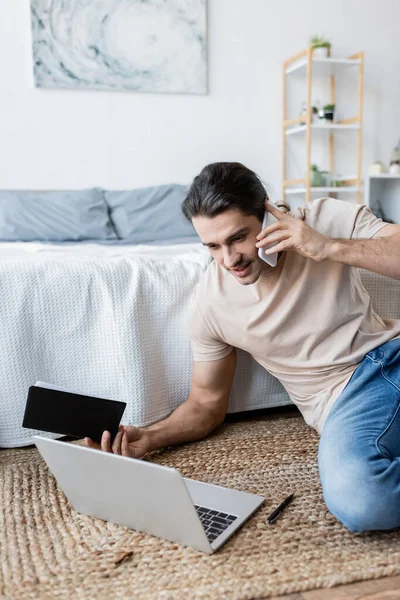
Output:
[368,356,400,458]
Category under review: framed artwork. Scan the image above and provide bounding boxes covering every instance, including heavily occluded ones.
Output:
[31,0,207,94]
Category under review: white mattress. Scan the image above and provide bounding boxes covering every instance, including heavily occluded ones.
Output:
[0,240,208,262]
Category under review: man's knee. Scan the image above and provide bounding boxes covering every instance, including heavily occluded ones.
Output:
[323,486,390,532]
[320,460,399,532]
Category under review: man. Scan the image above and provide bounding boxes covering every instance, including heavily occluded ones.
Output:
[86,162,400,532]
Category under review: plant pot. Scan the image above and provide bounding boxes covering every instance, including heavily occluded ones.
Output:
[323,109,335,121]
[313,46,329,58]
[389,163,400,174]
[310,170,323,186]
[321,172,331,187]
[369,161,386,175]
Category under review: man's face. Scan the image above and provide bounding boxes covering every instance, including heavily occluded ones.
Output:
[192,208,276,285]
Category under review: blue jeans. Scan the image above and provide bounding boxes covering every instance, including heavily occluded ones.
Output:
[318,336,400,532]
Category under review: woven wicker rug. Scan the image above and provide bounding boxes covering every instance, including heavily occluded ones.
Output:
[1,410,400,600]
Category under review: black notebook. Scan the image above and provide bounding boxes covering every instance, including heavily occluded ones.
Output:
[22,382,126,443]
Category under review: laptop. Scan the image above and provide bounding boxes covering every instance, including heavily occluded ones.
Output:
[34,436,264,554]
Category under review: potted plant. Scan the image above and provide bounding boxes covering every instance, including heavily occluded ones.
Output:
[323,103,335,121]
[317,103,335,123]
[310,35,331,58]
[369,161,386,175]
[389,139,400,174]
[320,170,330,186]
[310,164,323,187]
[299,103,319,125]
[299,101,308,125]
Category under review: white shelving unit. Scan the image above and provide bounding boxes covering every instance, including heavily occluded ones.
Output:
[282,48,364,204]
[365,174,400,224]
[285,123,360,136]
[285,56,361,76]
[286,186,360,196]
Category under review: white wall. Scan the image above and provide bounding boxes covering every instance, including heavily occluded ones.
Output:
[1,0,400,204]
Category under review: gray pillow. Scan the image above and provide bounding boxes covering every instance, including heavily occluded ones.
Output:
[0,188,117,241]
[103,184,199,243]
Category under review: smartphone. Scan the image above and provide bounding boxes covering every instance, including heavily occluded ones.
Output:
[258,210,279,267]
[22,384,126,443]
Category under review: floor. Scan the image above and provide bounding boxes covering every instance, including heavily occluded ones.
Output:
[268,575,400,599]
[5,406,399,599]
[226,406,400,600]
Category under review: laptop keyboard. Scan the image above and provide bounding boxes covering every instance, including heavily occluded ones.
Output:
[194,505,238,543]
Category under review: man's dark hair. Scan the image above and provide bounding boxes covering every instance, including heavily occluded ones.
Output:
[182,162,268,223]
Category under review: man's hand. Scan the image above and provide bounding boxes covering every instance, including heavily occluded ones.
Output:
[85,425,151,459]
[256,203,331,262]
[84,353,236,460]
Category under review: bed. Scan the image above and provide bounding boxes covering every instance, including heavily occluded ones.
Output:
[2,186,400,448]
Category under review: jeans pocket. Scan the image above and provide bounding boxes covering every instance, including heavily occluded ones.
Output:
[367,338,400,389]
[376,390,400,459]
[381,349,400,392]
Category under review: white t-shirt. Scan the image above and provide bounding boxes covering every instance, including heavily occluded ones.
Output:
[188,197,400,434]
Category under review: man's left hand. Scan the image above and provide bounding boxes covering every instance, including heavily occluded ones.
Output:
[256,203,331,262]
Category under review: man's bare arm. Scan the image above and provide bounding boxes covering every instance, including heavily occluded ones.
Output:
[324,232,400,280]
[86,349,237,458]
[145,349,236,451]
[256,203,400,280]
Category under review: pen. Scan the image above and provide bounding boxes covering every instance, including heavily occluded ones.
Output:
[267,492,295,524]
